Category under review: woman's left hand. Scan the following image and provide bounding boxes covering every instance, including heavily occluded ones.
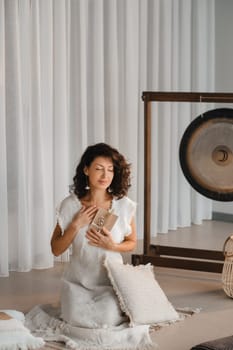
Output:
[86,227,116,251]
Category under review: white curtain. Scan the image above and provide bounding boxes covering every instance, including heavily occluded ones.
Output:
[0,0,215,276]
[147,0,215,234]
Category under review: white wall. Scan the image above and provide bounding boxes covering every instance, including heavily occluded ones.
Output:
[213,0,233,215]
[215,0,233,92]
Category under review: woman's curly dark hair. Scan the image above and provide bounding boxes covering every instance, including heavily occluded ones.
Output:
[71,143,131,200]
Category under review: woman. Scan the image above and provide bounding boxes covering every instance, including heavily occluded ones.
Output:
[50,142,137,328]
[26,143,152,349]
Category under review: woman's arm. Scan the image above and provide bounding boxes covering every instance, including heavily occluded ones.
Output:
[86,217,137,252]
[51,205,97,256]
[50,222,80,256]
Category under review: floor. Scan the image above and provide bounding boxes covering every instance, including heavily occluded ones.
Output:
[1,219,233,349]
[150,219,233,251]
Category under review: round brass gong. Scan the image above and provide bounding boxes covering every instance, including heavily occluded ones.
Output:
[179,108,233,201]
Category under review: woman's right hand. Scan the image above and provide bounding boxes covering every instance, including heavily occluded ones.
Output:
[51,205,97,257]
[72,205,97,229]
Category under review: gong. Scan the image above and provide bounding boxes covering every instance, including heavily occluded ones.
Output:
[179,108,233,201]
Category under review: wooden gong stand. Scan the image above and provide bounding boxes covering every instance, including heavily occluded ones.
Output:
[132,91,233,273]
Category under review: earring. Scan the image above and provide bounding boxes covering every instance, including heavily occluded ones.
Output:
[85,176,90,190]
[107,187,113,193]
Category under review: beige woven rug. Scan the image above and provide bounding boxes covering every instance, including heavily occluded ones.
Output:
[29,306,199,350]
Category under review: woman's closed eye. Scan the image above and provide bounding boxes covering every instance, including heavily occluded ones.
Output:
[96,167,113,172]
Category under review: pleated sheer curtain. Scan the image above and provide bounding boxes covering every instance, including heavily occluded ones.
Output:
[0,0,215,276]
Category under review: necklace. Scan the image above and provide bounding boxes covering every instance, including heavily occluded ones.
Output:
[81,196,113,212]
[108,198,113,212]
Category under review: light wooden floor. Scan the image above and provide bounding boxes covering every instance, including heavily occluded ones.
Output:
[1,219,233,312]
[151,219,233,251]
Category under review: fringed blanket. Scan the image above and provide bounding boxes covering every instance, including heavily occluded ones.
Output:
[25,304,154,350]
[25,305,200,350]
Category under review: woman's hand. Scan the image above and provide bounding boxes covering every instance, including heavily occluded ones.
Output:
[51,205,97,257]
[86,226,116,250]
[72,205,97,229]
[86,218,137,253]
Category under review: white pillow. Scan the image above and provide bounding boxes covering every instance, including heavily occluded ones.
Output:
[0,312,44,350]
[104,259,179,326]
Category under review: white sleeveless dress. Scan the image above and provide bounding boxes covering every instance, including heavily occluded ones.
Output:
[57,193,136,328]
[25,193,153,349]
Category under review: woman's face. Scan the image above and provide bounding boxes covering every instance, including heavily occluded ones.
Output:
[84,156,114,191]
